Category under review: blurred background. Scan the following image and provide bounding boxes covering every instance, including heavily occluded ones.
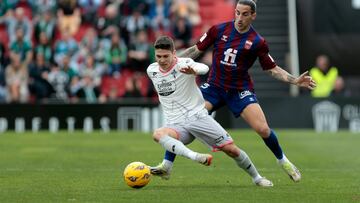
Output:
[0,0,359,133]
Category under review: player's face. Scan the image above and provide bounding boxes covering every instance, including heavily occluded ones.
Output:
[234,3,256,33]
[155,49,176,70]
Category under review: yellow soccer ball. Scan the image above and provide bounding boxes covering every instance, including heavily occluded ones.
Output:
[123,162,151,188]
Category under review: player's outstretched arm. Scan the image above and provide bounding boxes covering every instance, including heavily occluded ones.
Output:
[178,45,203,59]
[267,66,317,90]
[180,62,209,75]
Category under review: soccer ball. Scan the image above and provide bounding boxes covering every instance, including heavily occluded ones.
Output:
[123,162,151,188]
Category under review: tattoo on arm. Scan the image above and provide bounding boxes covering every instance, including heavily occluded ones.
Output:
[286,74,296,84]
[268,66,296,84]
[178,45,202,59]
[269,70,284,81]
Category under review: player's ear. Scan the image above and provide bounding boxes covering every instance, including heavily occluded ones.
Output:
[252,12,257,20]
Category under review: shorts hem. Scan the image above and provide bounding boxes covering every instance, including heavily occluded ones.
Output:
[211,140,234,152]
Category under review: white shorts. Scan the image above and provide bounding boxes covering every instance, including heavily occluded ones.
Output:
[165,111,233,151]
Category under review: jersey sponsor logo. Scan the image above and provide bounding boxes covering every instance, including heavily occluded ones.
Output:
[221,35,228,42]
[244,40,253,50]
[239,90,253,99]
[221,48,238,67]
[200,33,207,42]
[157,80,176,96]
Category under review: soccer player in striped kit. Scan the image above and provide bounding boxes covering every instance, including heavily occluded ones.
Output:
[151,0,316,182]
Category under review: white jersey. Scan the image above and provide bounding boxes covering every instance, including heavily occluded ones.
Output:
[147,57,208,124]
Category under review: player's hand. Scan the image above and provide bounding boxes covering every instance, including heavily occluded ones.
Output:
[295,71,317,90]
[180,66,197,75]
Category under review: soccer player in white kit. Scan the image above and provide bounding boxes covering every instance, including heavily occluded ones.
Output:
[147,36,273,187]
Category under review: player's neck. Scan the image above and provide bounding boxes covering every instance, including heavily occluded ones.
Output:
[235,25,251,34]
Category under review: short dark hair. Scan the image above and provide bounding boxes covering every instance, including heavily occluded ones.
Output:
[154,36,175,52]
[237,0,257,13]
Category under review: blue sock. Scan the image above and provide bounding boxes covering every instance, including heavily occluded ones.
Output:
[262,130,284,160]
[164,150,176,162]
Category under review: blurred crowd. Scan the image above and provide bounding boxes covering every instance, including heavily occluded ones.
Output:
[0,0,203,103]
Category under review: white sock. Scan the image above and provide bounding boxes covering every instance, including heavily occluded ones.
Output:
[162,159,173,171]
[278,155,289,164]
[234,150,262,181]
[158,135,198,161]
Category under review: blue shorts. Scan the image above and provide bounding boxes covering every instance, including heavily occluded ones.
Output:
[200,83,258,118]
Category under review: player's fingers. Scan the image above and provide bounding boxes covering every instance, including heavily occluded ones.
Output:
[299,71,309,78]
[179,67,189,72]
[308,81,316,90]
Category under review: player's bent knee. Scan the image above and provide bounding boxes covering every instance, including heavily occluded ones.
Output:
[153,128,177,142]
[255,125,271,138]
[221,144,240,158]
[153,128,165,142]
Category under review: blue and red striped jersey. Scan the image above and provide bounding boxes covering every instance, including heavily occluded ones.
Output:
[196,21,277,91]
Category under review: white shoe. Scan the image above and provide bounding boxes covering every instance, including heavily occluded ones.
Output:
[150,163,171,180]
[279,160,301,182]
[254,177,274,187]
[195,153,213,166]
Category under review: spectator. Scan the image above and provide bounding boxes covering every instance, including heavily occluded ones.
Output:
[1,7,32,44]
[10,27,32,64]
[47,63,69,100]
[123,8,150,44]
[309,54,344,98]
[172,17,192,49]
[78,55,103,87]
[54,30,78,66]
[123,76,142,98]
[77,28,100,65]
[60,54,78,82]
[96,3,121,38]
[119,0,149,16]
[28,53,54,101]
[75,74,103,103]
[5,54,29,103]
[0,0,12,16]
[105,32,127,76]
[171,0,201,26]
[148,0,171,32]
[29,0,57,14]
[34,32,53,65]
[127,30,152,72]
[34,10,56,44]
[57,0,81,36]
[78,0,103,24]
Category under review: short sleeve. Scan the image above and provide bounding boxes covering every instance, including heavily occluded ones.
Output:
[257,40,277,70]
[196,25,217,51]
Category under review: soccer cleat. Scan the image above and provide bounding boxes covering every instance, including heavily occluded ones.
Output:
[150,163,171,180]
[279,160,301,182]
[196,153,213,166]
[254,177,274,187]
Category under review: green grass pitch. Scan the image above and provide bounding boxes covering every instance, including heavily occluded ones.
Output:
[0,130,359,202]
